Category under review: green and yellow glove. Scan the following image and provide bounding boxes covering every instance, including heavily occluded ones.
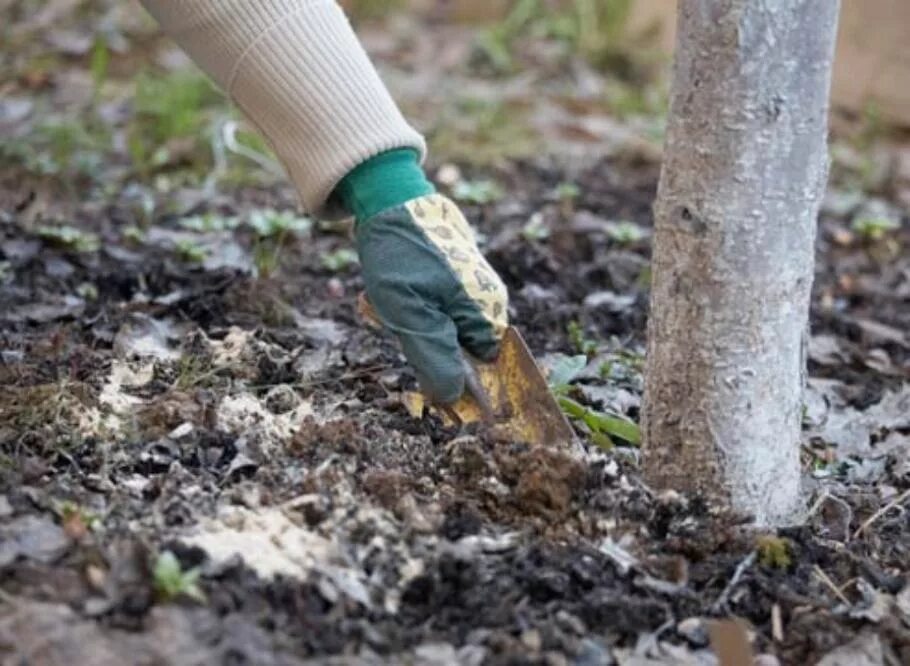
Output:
[335,149,508,404]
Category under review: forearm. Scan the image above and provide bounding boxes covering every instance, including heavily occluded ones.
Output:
[139,0,425,213]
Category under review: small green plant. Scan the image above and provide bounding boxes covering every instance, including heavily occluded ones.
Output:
[521,213,550,241]
[452,179,505,205]
[555,182,581,217]
[607,221,645,245]
[547,354,588,396]
[248,208,312,238]
[546,353,640,450]
[133,71,220,144]
[153,551,205,602]
[2,119,109,178]
[76,282,98,301]
[851,212,900,241]
[320,248,359,272]
[57,500,98,538]
[89,36,109,104]
[128,70,223,175]
[475,0,637,75]
[37,225,100,253]
[756,535,792,569]
[558,396,641,449]
[174,239,207,263]
[179,213,240,233]
[122,225,146,244]
[568,320,598,357]
[431,97,539,165]
[247,209,311,279]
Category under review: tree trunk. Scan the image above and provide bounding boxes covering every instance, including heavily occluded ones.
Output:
[641,0,840,526]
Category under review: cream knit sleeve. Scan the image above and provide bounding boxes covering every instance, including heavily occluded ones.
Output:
[139,0,426,213]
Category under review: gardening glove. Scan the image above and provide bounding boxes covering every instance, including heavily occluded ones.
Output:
[335,149,507,404]
[356,192,509,405]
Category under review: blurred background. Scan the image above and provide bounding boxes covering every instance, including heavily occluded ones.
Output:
[3,0,908,208]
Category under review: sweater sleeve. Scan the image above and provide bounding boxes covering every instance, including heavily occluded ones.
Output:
[138,0,426,214]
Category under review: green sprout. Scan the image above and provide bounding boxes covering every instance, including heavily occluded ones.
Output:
[851,214,899,241]
[179,213,240,233]
[174,239,207,263]
[248,208,312,238]
[546,353,640,451]
[153,551,206,602]
[452,179,504,205]
[607,221,645,245]
[556,182,581,201]
[320,248,359,272]
[521,213,550,242]
[37,225,100,253]
[568,320,598,357]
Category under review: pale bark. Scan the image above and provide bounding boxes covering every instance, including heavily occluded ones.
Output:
[641,0,840,525]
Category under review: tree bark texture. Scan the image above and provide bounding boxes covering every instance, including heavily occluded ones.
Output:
[642,0,840,525]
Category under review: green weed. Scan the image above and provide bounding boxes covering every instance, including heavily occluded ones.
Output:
[452,179,504,205]
[37,225,100,253]
[320,248,359,272]
[76,283,98,301]
[128,70,223,176]
[558,395,640,448]
[567,320,597,357]
[546,352,640,450]
[179,213,240,233]
[174,239,207,263]
[248,208,312,238]
[2,119,108,178]
[607,221,646,245]
[851,203,900,241]
[430,98,538,165]
[57,500,98,534]
[521,213,550,241]
[153,551,205,603]
[475,0,639,75]
[90,36,109,104]
[247,208,312,278]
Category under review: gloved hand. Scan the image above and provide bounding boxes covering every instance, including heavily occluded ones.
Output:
[356,193,508,404]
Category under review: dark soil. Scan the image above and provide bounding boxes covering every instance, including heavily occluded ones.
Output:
[2,3,909,665]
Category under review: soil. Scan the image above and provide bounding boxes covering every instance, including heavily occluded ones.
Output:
[2,3,910,666]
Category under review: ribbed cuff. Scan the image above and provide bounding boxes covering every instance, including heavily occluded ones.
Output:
[139,0,427,214]
[334,149,434,222]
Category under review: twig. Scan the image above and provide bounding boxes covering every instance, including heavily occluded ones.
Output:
[712,551,756,613]
[852,488,910,540]
[771,603,784,642]
[812,564,850,605]
[221,120,284,177]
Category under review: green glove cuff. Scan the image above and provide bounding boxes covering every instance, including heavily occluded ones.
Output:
[334,148,434,222]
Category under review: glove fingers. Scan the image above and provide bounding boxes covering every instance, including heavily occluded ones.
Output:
[362,273,465,404]
[389,312,465,406]
[446,294,501,362]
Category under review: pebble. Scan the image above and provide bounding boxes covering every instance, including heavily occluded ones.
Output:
[521,629,542,652]
[0,495,12,518]
[677,617,709,647]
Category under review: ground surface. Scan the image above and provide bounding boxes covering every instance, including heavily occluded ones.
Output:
[2,2,910,665]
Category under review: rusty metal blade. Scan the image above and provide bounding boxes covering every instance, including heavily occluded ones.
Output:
[446,326,576,447]
[358,294,573,446]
